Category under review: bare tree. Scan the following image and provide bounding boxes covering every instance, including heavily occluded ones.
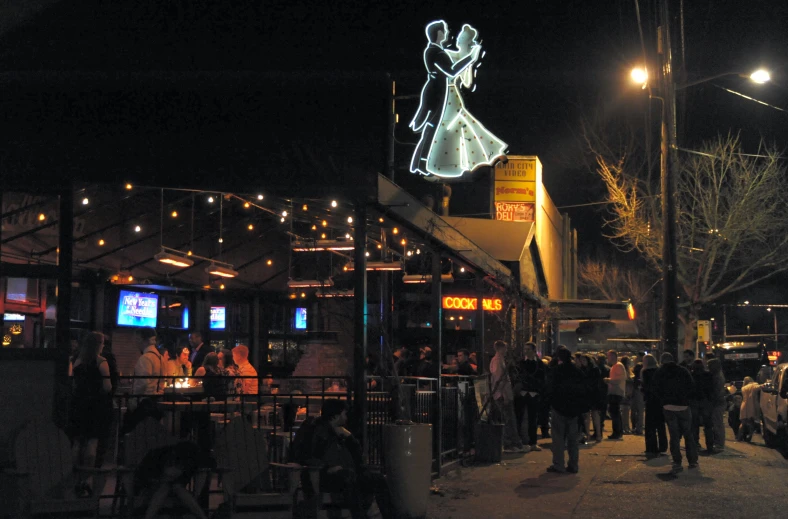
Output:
[578,252,659,338]
[588,133,788,348]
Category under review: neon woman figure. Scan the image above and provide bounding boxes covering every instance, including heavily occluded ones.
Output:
[410,21,507,179]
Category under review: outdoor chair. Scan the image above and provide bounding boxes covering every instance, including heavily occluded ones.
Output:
[214,416,307,518]
[4,418,114,518]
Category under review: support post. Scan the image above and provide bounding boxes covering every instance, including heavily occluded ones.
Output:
[251,296,261,369]
[56,187,74,371]
[475,276,486,374]
[658,3,679,357]
[353,202,368,457]
[431,249,443,475]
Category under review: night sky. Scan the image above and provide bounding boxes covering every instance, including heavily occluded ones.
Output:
[1,0,786,280]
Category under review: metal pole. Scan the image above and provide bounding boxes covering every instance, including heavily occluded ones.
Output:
[386,77,396,182]
[658,6,680,357]
[56,187,74,370]
[775,312,779,345]
[353,202,368,456]
[431,250,443,475]
[723,305,727,342]
[475,276,486,373]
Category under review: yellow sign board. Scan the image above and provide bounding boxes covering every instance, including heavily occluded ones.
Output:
[494,159,537,181]
[492,156,542,222]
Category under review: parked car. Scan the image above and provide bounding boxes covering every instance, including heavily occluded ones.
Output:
[759,362,788,449]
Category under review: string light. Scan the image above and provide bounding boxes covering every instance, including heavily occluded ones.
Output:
[347,216,353,224]
[302,204,308,211]
[365,251,370,257]
[127,275,134,282]
[171,210,178,218]
[257,194,264,200]
[289,293,297,300]
[207,196,215,203]
[331,200,338,208]
[377,244,382,249]
[82,197,89,205]
[38,213,46,221]
[321,233,327,239]
[282,210,288,217]
[267,259,273,266]
[345,233,351,239]
[322,220,328,227]
[220,284,225,290]
[125,183,133,190]
[134,225,141,232]
[392,227,399,234]
[460,267,466,273]
[400,239,406,246]
[98,239,105,246]
[187,250,193,256]
[379,217,384,223]
[248,224,254,230]
[312,225,317,231]
[244,202,250,208]
[280,217,286,223]
[300,292,307,298]
[407,250,413,256]
[416,249,421,255]
[218,237,223,243]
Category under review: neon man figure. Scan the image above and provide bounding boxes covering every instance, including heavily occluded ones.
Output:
[410,21,507,180]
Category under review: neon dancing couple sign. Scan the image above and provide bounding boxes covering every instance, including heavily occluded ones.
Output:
[409,20,507,180]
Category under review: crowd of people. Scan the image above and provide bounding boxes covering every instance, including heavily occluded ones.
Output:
[485,342,749,476]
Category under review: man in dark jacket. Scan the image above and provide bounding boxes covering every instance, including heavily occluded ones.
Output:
[545,347,591,473]
[311,400,392,519]
[653,352,698,474]
[514,342,546,451]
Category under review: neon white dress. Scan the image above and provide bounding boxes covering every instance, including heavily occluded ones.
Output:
[423,79,507,178]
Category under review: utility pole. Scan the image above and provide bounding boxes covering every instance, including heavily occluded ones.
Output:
[658,0,680,357]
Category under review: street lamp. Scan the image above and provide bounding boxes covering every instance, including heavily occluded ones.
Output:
[630,49,770,356]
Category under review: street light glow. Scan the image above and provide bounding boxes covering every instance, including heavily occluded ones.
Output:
[749,69,770,84]
[630,67,648,87]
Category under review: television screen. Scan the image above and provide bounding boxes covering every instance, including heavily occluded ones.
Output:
[210,306,226,330]
[295,307,307,330]
[116,290,159,327]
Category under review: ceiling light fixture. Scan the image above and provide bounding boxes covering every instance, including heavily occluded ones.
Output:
[287,278,335,288]
[205,264,239,278]
[402,273,454,284]
[155,249,194,268]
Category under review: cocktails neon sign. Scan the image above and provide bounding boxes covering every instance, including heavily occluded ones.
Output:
[409,20,507,180]
[442,296,503,311]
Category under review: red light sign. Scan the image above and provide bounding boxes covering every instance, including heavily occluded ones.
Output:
[442,296,503,311]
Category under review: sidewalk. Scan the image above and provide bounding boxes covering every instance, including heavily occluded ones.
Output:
[427,428,788,519]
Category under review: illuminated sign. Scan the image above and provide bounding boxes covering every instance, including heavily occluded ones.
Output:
[493,157,541,221]
[116,290,158,327]
[409,20,507,180]
[294,307,307,330]
[210,306,226,330]
[495,202,535,222]
[442,296,503,311]
[3,313,26,322]
[627,303,636,321]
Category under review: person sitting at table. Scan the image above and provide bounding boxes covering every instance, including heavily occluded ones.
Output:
[194,352,226,400]
[311,400,392,519]
[218,348,239,394]
[131,328,164,402]
[232,345,258,395]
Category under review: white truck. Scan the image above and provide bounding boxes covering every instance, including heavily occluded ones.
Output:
[759,362,788,449]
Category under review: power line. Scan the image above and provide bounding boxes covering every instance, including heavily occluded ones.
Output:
[712,84,788,114]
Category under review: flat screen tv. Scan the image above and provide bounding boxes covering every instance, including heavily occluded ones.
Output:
[116,290,159,327]
[210,306,226,330]
[294,307,307,330]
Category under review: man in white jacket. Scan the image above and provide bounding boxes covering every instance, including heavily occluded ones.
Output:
[604,350,626,440]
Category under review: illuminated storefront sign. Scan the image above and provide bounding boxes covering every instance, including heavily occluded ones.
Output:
[442,296,503,311]
[495,202,535,222]
[493,157,540,222]
[409,20,507,180]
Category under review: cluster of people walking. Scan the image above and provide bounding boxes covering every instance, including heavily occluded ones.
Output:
[490,343,735,476]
